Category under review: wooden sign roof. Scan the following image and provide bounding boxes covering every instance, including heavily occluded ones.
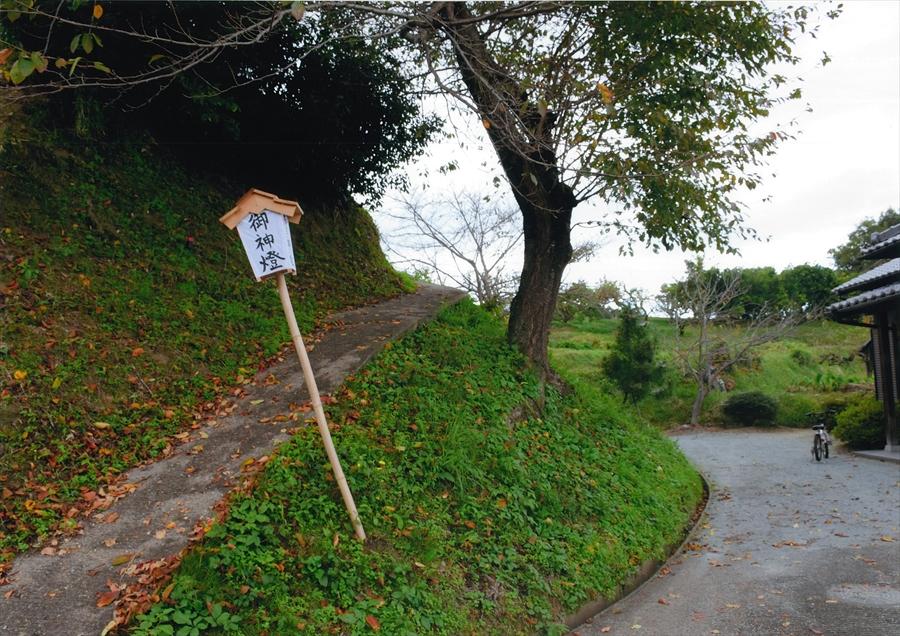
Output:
[219,188,303,229]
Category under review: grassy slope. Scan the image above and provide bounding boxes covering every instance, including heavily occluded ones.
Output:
[551,316,869,427]
[0,109,410,560]
[130,301,702,635]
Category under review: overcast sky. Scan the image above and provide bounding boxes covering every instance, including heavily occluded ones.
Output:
[375,1,900,296]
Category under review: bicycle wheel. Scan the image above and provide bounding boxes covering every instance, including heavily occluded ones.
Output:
[813,436,822,461]
[824,440,830,459]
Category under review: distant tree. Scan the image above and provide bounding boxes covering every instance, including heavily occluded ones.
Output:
[663,260,800,424]
[602,303,662,403]
[554,280,620,323]
[726,267,786,319]
[829,208,900,274]
[382,192,523,311]
[1,1,835,380]
[780,264,837,312]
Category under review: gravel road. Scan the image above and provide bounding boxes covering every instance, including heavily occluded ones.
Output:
[575,428,900,636]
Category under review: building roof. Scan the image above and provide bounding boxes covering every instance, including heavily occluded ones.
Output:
[833,258,900,295]
[860,223,900,260]
[827,281,900,316]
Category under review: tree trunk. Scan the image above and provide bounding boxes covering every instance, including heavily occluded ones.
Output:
[506,199,573,379]
[437,1,576,378]
[690,385,708,425]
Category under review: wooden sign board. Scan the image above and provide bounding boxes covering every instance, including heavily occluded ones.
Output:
[220,188,303,281]
[219,188,366,541]
[235,210,297,280]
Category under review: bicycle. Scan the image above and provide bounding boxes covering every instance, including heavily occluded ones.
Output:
[811,422,832,461]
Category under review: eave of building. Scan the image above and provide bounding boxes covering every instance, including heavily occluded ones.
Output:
[827,281,900,317]
[860,226,900,260]
[833,258,900,294]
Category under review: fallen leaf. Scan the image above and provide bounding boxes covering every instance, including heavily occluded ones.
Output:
[658,598,669,605]
[103,511,119,524]
[600,628,611,634]
[104,538,116,547]
[880,535,895,542]
[93,421,111,430]
[631,625,641,630]
[365,615,381,631]
[40,547,57,556]
[111,553,134,566]
[810,628,824,635]
[13,370,27,381]
[131,347,144,357]
[161,581,176,601]
[155,530,166,540]
[250,399,264,405]
[96,590,118,608]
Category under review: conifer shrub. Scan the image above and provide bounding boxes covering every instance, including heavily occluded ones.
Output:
[601,305,662,403]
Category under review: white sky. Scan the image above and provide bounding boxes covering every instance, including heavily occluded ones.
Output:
[375,1,900,296]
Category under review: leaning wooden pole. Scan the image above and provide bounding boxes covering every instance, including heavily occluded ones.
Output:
[276,272,366,541]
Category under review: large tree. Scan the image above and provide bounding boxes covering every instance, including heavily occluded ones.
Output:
[1,1,831,379]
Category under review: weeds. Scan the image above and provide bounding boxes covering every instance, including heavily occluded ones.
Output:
[130,301,702,634]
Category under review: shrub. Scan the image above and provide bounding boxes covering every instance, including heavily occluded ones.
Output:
[790,348,814,367]
[833,396,884,450]
[777,393,818,427]
[722,391,778,426]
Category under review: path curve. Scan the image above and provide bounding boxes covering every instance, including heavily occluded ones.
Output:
[576,428,900,636]
[0,284,465,636]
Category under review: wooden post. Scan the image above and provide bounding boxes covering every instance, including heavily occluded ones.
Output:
[276,272,366,541]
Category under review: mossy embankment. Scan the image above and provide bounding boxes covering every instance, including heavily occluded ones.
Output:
[130,300,703,635]
[0,107,410,560]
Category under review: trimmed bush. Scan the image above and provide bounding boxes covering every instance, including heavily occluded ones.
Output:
[833,396,884,450]
[722,391,778,426]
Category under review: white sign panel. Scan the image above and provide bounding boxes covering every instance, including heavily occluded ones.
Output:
[235,210,297,280]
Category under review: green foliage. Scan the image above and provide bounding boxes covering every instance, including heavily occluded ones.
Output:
[829,208,900,273]
[554,280,620,323]
[660,260,839,320]
[721,391,778,426]
[601,306,663,403]
[727,267,786,319]
[0,110,407,559]
[781,264,838,311]
[2,3,438,203]
[132,301,702,634]
[833,396,885,450]
[551,317,867,427]
[789,348,814,367]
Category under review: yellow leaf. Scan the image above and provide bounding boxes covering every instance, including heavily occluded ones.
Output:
[93,4,104,19]
[51,377,62,389]
[881,535,895,542]
[598,82,614,104]
[13,369,27,381]
[110,553,134,566]
[93,421,111,429]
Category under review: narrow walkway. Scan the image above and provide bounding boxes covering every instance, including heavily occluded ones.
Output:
[576,428,900,636]
[0,284,465,636]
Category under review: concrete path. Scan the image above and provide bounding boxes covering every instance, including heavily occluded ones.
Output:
[576,428,900,636]
[0,284,465,636]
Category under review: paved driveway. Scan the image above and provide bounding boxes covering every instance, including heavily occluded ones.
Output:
[576,428,900,636]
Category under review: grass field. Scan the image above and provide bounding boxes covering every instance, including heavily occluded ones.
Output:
[128,301,702,635]
[550,316,869,428]
[0,109,410,562]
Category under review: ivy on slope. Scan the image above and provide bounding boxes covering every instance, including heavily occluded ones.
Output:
[0,112,408,561]
[132,300,702,635]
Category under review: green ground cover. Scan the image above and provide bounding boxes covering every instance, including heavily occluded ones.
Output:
[131,300,703,635]
[0,110,409,561]
[550,316,869,427]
